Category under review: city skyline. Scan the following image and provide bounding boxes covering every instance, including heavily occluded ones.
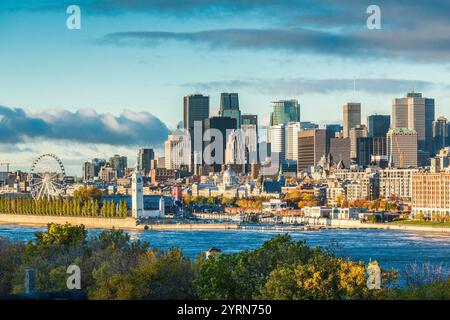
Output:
[1,1,450,175]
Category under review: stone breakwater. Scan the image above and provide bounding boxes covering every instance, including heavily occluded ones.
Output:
[0,214,239,231]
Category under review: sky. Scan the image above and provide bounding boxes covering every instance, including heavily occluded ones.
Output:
[1,0,450,175]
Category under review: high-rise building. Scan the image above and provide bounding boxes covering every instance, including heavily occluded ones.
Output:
[183,94,210,169]
[343,102,361,138]
[356,137,374,167]
[392,92,435,153]
[268,124,286,163]
[297,129,330,172]
[286,122,301,161]
[137,148,154,175]
[183,94,210,130]
[82,158,106,181]
[368,115,390,138]
[433,116,449,154]
[241,114,258,165]
[387,128,418,168]
[349,125,367,159]
[165,131,191,170]
[329,138,351,168]
[109,155,127,178]
[270,100,300,126]
[219,93,241,128]
[204,116,237,170]
[225,129,246,165]
[326,124,343,136]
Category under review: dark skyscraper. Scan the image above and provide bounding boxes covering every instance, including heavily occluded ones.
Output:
[183,94,210,131]
[204,116,237,171]
[109,154,127,178]
[137,148,154,175]
[183,94,210,170]
[433,116,449,153]
[425,97,436,155]
[367,115,391,138]
[219,93,241,128]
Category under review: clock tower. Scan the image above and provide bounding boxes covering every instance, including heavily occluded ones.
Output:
[131,169,144,218]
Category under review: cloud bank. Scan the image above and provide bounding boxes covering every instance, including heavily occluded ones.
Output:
[181,78,438,96]
[0,106,170,146]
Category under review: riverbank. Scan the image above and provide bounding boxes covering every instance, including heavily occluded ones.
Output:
[0,214,239,231]
[1,213,450,233]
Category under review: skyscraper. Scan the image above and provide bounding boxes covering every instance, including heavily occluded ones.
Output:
[183,94,210,169]
[165,131,191,170]
[392,92,435,154]
[387,128,418,168]
[268,124,286,163]
[270,100,300,126]
[219,93,241,128]
[137,148,154,175]
[82,158,106,181]
[297,129,330,172]
[183,94,210,130]
[367,115,391,138]
[204,116,237,171]
[109,155,127,178]
[330,138,351,168]
[433,116,449,153]
[343,102,361,138]
[286,122,301,161]
[241,114,258,164]
[349,125,367,159]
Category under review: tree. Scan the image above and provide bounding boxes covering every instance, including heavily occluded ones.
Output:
[34,223,87,246]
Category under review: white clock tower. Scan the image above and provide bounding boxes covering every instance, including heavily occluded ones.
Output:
[131,169,144,218]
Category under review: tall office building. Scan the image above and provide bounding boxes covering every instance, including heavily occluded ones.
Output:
[343,102,361,138]
[109,154,127,178]
[286,122,301,161]
[297,129,331,172]
[270,100,300,126]
[368,115,390,138]
[392,92,435,153]
[268,124,286,163]
[83,158,106,181]
[183,94,210,169]
[349,125,367,159]
[137,148,154,175]
[241,114,258,164]
[387,128,418,168]
[165,131,191,170]
[433,116,449,154]
[183,94,210,130]
[356,137,374,167]
[219,93,241,128]
[330,138,351,168]
[204,116,237,170]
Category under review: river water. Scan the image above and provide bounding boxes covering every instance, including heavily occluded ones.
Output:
[1,224,450,285]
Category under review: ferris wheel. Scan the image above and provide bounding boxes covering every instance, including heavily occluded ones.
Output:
[29,154,66,200]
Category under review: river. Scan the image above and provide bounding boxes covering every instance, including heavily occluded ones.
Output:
[1,224,450,285]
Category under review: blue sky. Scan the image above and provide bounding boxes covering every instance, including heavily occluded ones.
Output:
[1,0,450,175]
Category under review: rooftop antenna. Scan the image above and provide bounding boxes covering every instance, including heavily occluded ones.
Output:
[353,78,357,102]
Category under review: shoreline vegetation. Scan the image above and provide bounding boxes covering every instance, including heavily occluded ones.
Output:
[0,223,448,300]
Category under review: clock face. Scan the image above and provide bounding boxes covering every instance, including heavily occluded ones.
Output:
[137,178,142,183]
